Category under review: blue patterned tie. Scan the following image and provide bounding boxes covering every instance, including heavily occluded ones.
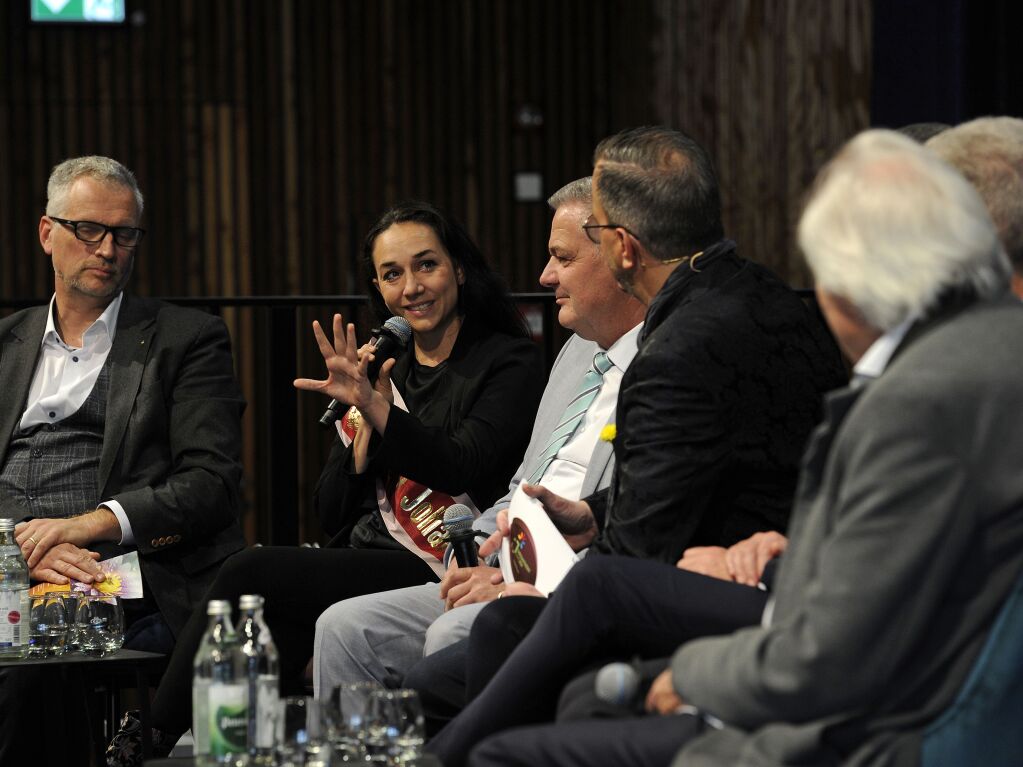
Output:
[527,351,614,485]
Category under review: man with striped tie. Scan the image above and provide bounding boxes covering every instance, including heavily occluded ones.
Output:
[315,129,844,731]
[313,175,646,698]
[412,128,846,741]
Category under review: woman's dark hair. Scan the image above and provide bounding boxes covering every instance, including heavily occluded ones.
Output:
[361,200,529,339]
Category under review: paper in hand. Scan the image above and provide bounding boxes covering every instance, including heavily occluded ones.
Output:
[29,551,145,599]
[500,485,580,596]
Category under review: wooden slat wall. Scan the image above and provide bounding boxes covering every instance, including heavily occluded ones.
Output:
[651,0,872,285]
[0,0,870,541]
[1,1,629,297]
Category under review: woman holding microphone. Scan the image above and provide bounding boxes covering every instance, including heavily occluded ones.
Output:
[107,201,543,765]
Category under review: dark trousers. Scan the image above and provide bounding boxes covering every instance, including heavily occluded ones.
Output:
[402,596,548,735]
[150,545,438,734]
[469,712,705,767]
[425,554,768,767]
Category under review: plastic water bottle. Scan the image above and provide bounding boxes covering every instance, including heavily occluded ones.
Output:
[239,594,279,765]
[193,599,246,765]
[0,519,30,659]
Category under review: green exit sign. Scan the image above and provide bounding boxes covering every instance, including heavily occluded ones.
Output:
[31,0,125,23]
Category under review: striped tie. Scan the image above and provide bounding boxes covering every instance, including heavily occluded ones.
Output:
[527,351,613,485]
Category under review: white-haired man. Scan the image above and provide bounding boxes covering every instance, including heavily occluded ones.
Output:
[434,130,1023,767]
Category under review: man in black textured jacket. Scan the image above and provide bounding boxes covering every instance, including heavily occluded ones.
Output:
[516,125,847,564]
[417,126,849,761]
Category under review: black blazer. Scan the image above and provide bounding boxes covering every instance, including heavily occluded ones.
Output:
[314,317,544,546]
[593,240,847,562]
[0,294,246,634]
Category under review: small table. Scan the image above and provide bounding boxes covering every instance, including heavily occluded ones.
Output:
[0,648,167,762]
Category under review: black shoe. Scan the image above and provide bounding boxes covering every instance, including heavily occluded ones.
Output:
[105,710,175,767]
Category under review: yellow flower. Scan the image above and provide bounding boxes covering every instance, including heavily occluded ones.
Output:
[600,424,617,442]
[96,573,123,595]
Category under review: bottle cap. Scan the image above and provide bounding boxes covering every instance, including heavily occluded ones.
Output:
[207,599,232,615]
[239,594,265,610]
[0,519,15,533]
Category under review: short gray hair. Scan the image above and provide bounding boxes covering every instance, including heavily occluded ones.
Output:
[46,156,144,219]
[927,117,1023,273]
[799,129,1011,331]
[593,126,723,262]
[547,177,592,210]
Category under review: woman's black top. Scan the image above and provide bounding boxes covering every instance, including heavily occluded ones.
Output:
[313,316,544,549]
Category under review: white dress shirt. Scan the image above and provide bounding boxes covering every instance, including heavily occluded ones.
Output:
[851,316,916,382]
[538,323,642,500]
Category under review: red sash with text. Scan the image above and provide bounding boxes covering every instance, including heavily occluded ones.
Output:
[337,386,479,577]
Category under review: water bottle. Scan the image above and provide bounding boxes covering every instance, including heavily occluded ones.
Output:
[239,594,279,765]
[193,599,246,765]
[0,519,30,660]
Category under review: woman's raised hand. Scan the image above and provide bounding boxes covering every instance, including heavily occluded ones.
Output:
[357,341,397,404]
[294,314,376,411]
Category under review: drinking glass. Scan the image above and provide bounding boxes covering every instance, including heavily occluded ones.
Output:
[277,695,332,767]
[61,593,81,651]
[364,688,425,766]
[74,594,124,655]
[28,593,69,657]
[326,681,381,762]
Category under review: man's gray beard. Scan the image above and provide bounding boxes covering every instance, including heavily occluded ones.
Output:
[60,260,132,298]
[67,276,122,298]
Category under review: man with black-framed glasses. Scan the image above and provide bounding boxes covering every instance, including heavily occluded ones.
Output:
[0,156,245,766]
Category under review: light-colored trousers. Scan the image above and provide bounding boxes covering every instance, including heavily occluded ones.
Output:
[313,581,489,697]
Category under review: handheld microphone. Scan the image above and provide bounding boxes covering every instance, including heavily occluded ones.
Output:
[443,504,479,567]
[594,659,697,719]
[318,316,412,428]
[594,661,640,707]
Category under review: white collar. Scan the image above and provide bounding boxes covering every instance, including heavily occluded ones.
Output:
[852,315,915,380]
[43,292,123,349]
[604,322,643,370]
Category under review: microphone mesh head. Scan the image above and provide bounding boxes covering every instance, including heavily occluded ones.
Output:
[595,662,639,706]
[443,504,475,535]
[383,316,413,345]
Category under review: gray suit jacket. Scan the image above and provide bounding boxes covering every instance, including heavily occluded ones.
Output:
[0,294,246,634]
[470,333,618,544]
[671,298,1023,767]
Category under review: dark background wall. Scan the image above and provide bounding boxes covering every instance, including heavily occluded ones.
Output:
[1,0,871,300]
[871,0,1023,128]
[2,0,1013,542]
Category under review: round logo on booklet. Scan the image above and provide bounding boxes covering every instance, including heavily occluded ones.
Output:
[507,518,538,585]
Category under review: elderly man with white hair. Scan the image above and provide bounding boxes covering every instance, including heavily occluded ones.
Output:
[425,128,1023,767]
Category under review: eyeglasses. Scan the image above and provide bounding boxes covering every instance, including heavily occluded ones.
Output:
[49,216,146,248]
[581,215,637,244]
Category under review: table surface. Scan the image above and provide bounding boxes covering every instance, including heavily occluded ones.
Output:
[0,647,165,668]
